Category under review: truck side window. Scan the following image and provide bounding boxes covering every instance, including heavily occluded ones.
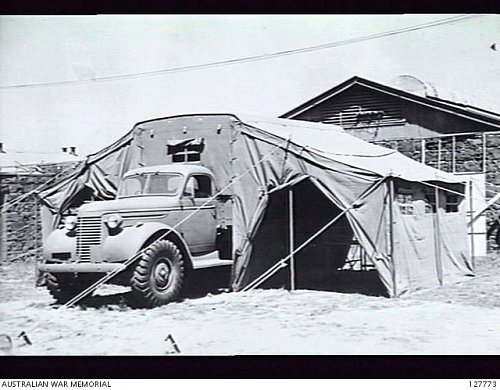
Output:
[193,175,212,198]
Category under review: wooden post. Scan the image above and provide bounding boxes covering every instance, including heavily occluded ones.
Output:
[33,200,38,261]
[33,198,41,285]
[482,133,487,173]
[452,135,456,173]
[289,188,295,291]
[437,138,442,170]
[434,187,443,286]
[388,178,396,297]
[469,179,476,269]
[0,192,4,263]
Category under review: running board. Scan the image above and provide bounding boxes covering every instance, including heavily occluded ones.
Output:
[191,251,233,269]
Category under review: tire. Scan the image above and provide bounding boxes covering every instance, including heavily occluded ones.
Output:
[130,240,185,307]
[45,273,96,304]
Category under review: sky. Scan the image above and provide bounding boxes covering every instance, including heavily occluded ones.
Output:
[0,14,499,156]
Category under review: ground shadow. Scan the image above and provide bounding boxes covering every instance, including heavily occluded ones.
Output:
[57,266,232,309]
[182,265,232,299]
[309,269,388,297]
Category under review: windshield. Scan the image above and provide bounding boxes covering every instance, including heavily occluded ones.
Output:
[118,173,183,198]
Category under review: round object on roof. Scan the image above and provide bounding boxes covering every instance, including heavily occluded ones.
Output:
[390,75,438,98]
[390,75,499,112]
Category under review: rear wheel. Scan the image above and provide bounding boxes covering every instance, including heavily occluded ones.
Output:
[45,273,97,304]
[130,240,185,307]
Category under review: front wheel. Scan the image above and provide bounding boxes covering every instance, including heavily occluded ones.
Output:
[45,273,97,304]
[130,240,185,307]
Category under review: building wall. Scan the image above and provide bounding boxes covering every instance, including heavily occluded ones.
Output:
[0,162,82,263]
[0,173,47,262]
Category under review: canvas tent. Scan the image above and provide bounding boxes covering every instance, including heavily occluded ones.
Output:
[37,113,474,296]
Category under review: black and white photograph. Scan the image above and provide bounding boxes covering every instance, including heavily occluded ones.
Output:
[0,14,499,357]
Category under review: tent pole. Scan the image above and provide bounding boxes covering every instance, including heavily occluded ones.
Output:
[289,188,295,291]
[389,177,396,298]
[242,176,387,293]
[243,208,347,292]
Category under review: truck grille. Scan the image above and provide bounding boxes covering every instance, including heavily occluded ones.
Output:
[76,216,102,261]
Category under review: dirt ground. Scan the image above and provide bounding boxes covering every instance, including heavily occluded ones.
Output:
[1,256,500,355]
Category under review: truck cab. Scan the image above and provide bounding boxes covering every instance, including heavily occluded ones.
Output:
[38,164,233,307]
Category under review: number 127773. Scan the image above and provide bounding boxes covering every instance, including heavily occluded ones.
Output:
[470,381,497,387]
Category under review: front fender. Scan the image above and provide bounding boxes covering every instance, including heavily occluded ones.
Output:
[42,228,76,261]
[101,222,190,263]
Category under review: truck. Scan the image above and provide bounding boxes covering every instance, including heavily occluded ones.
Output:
[38,163,234,307]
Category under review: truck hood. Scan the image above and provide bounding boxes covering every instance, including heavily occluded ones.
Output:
[78,196,182,214]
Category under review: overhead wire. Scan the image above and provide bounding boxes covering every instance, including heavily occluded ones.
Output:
[0,14,483,90]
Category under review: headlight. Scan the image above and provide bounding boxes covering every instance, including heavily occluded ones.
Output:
[104,213,123,229]
[64,216,78,231]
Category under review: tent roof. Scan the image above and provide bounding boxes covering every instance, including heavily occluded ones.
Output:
[39,112,464,206]
[230,114,464,184]
[121,113,465,184]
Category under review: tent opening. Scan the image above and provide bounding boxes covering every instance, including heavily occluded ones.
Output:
[246,179,387,295]
[70,186,96,210]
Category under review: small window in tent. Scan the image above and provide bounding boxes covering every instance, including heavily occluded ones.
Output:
[396,188,415,215]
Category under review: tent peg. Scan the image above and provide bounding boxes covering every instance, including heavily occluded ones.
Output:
[165,334,181,354]
[17,331,32,346]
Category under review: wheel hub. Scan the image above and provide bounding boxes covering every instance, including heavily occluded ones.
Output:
[153,260,172,291]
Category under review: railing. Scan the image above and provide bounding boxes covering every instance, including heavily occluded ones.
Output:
[373,130,500,175]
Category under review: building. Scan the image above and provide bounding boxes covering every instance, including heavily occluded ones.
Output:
[281,75,500,254]
[281,75,500,141]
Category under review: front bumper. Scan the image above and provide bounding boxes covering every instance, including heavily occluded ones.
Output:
[38,262,126,273]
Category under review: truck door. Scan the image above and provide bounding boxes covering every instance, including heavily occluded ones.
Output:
[180,174,217,254]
